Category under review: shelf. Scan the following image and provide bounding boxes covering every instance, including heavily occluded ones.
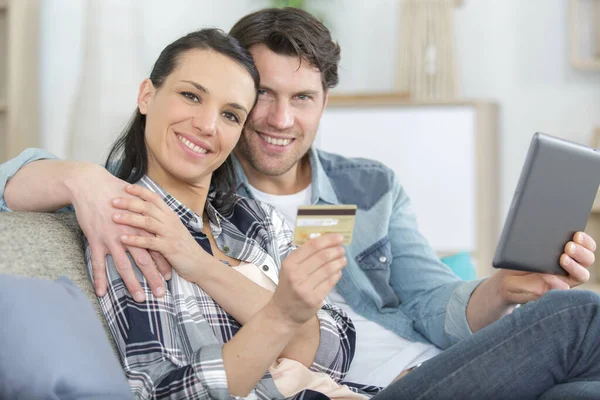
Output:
[572,60,600,71]
[0,103,6,112]
[0,0,7,11]
[328,93,495,108]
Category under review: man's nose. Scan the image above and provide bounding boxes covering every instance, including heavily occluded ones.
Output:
[266,100,294,130]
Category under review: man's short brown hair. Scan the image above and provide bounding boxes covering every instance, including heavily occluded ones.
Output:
[229,7,341,91]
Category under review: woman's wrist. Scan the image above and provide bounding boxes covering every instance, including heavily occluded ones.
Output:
[188,249,223,286]
[260,300,304,337]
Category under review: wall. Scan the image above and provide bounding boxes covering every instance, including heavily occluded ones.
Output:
[455,0,600,216]
[39,0,600,216]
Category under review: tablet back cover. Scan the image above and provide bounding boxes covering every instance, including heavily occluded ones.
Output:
[493,132,600,275]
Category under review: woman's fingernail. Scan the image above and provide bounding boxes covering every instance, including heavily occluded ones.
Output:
[164,272,172,280]
[120,235,128,241]
[112,198,120,204]
[114,213,121,220]
[155,287,165,297]
[134,291,145,302]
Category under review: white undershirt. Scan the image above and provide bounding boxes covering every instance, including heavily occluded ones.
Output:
[247,184,312,230]
[327,288,442,386]
[246,182,441,387]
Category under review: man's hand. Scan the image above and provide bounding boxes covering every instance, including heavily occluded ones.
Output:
[467,231,596,332]
[491,231,596,304]
[65,164,171,300]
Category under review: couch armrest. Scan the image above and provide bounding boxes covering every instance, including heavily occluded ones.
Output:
[0,212,118,357]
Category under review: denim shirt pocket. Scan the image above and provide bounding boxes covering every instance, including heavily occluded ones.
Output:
[355,237,399,309]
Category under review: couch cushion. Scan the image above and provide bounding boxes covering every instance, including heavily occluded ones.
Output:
[0,212,117,355]
[0,275,131,399]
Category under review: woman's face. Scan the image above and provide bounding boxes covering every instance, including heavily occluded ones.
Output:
[138,49,256,189]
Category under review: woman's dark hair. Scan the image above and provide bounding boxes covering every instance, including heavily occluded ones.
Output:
[105,28,260,205]
[229,7,341,91]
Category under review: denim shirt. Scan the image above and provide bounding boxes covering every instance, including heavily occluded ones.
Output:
[233,148,484,349]
[1,147,484,349]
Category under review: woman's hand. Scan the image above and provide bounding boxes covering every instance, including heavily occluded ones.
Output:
[268,234,347,327]
[111,184,209,282]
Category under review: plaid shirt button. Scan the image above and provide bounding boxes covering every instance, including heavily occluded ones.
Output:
[262,264,269,271]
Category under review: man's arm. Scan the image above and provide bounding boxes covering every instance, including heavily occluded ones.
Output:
[5,159,86,212]
[0,149,171,300]
[386,176,481,349]
[387,171,596,345]
[0,148,72,212]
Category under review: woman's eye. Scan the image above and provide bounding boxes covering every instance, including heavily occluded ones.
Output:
[223,112,240,124]
[181,92,199,102]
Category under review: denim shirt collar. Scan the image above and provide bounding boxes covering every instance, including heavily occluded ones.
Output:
[231,147,339,205]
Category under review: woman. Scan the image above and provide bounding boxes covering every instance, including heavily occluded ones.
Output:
[88,29,363,399]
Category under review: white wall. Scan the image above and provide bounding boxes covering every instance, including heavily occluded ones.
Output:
[40,0,600,215]
[455,0,600,216]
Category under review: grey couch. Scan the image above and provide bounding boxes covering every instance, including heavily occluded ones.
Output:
[0,211,118,355]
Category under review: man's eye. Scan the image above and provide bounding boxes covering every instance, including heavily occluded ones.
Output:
[296,94,310,101]
[181,92,199,102]
[258,89,268,96]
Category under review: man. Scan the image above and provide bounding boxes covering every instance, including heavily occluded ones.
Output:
[2,7,600,399]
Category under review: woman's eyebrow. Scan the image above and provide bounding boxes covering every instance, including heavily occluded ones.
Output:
[181,80,209,94]
[228,103,248,115]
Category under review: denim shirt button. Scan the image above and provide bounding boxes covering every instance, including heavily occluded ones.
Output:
[379,256,387,263]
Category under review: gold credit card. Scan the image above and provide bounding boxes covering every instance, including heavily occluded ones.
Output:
[294,205,357,246]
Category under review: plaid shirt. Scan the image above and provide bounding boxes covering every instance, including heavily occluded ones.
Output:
[85,176,380,399]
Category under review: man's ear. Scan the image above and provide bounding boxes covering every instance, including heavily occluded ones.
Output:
[137,79,155,115]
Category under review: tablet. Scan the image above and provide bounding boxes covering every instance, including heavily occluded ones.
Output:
[493,132,600,275]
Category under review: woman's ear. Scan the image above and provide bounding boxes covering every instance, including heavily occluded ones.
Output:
[137,79,155,115]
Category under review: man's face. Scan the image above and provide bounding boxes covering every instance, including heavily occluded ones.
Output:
[235,44,328,177]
